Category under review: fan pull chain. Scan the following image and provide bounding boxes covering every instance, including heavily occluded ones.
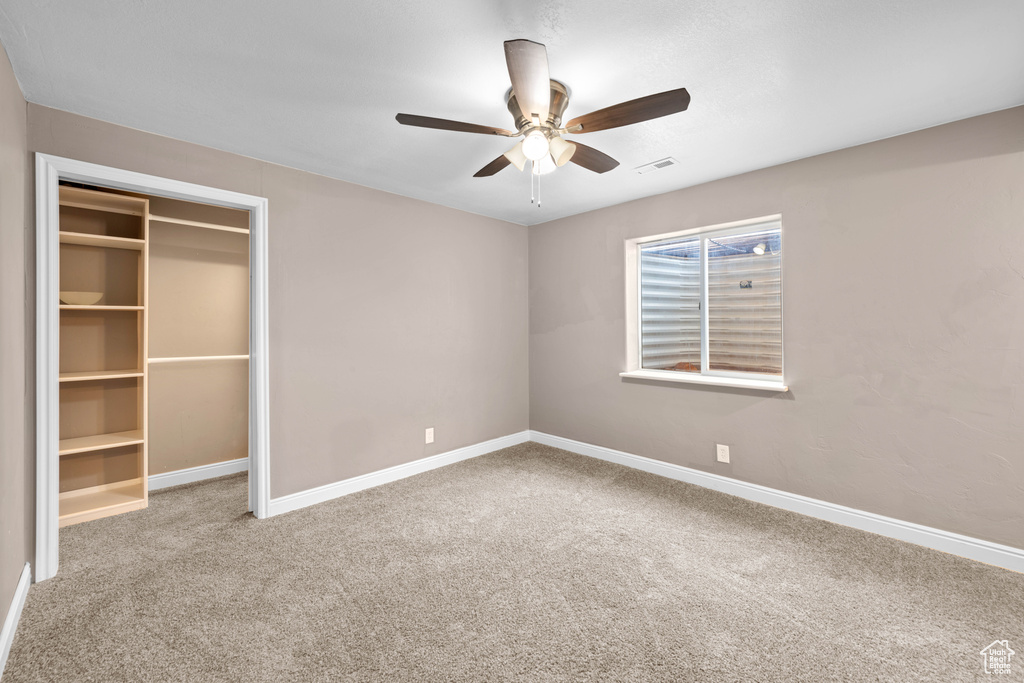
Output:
[532,161,540,204]
[528,161,542,207]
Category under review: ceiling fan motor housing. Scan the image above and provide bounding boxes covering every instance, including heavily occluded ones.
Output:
[505,80,571,133]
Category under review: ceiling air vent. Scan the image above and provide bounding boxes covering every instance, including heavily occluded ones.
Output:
[635,157,679,175]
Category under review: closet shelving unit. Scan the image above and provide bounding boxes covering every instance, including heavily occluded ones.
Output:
[56,184,251,527]
[57,186,149,526]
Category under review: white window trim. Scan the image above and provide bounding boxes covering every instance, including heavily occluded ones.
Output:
[622,214,788,393]
[619,368,788,392]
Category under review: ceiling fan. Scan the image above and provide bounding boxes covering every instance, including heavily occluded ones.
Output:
[396,39,690,181]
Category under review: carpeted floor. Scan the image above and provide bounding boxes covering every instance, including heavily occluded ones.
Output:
[5,442,1023,682]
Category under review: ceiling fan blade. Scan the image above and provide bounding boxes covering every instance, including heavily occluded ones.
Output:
[569,143,619,173]
[473,154,513,177]
[396,114,517,137]
[566,88,690,133]
[504,39,550,124]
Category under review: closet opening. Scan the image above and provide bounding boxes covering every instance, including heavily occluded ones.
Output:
[61,182,250,519]
[36,154,270,582]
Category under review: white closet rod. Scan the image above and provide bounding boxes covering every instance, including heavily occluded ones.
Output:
[149,214,249,235]
[148,354,249,364]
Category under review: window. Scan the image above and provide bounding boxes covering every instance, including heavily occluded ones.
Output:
[622,215,786,391]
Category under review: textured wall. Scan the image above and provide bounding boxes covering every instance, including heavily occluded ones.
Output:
[529,106,1024,549]
[28,104,530,499]
[0,43,29,630]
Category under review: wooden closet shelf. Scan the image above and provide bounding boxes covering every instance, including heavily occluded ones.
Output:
[60,305,144,311]
[59,479,146,527]
[149,214,249,234]
[59,186,148,216]
[59,231,145,250]
[59,430,145,456]
[59,199,146,217]
[59,369,144,382]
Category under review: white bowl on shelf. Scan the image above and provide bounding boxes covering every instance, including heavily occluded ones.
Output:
[60,291,103,305]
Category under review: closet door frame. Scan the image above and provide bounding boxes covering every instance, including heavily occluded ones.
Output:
[34,153,271,582]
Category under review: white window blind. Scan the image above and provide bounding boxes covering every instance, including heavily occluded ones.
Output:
[638,219,783,379]
[640,237,700,372]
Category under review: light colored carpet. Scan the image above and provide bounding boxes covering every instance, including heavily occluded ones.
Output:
[5,442,1023,682]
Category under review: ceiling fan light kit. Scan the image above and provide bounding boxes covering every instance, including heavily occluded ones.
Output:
[396,38,691,205]
[503,142,528,172]
[522,130,550,160]
[532,154,556,176]
[549,136,576,166]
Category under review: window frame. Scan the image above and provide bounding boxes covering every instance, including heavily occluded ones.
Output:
[622,214,788,392]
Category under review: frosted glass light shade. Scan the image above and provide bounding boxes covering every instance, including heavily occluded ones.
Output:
[522,131,550,161]
[503,141,528,171]
[532,154,556,175]
[548,136,576,166]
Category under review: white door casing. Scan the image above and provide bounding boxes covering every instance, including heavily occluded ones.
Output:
[34,153,270,581]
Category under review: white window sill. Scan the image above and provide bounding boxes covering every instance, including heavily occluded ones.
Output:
[619,369,788,392]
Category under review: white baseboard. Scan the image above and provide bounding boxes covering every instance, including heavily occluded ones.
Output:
[148,458,249,491]
[0,563,31,680]
[529,431,1024,574]
[268,431,531,517]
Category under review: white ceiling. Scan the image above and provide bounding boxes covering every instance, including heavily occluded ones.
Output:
[2,0,1022,226]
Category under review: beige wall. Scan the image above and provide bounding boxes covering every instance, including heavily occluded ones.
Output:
[0,44,29,632]
[529,106,1024,550]
[28,104,530,499]
[148,362,248,474]
[147,218,249,474]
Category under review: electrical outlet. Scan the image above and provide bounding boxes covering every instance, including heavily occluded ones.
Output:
[425,428,434,444]
[716,444,730,463]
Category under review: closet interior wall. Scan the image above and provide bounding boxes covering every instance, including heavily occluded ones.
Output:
[147,197,249,476]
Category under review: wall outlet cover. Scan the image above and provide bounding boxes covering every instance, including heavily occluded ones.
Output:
[425,428,434,444]
[716,444,730,463]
